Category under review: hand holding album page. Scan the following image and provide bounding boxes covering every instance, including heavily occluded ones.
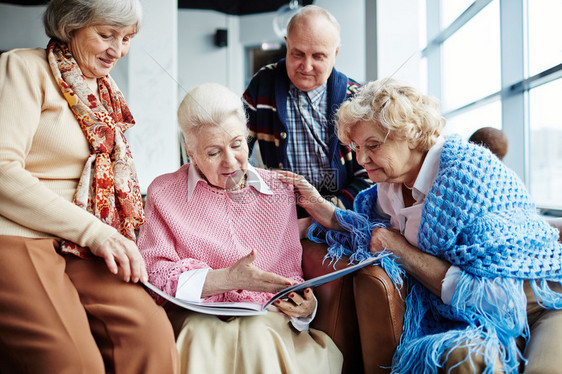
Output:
[144,253,389,316]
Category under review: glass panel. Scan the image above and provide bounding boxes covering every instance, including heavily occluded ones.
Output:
[419,56,428,95]
[528,0,562,77]
[529,79,562,209]
[418,0,427,47]
[443,99,502,140]
[440,0,474,29]
[441,0,500,111]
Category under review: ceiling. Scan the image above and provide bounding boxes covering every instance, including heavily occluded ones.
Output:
[0,0,314,15]
[178,0,313,15]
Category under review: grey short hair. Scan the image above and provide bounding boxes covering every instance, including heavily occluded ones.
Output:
[287,5,341,47]
[43,0,143,43]
[177,83,248,152]
[336,78,446,152]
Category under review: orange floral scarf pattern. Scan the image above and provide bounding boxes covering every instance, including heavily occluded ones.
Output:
[47,39,145,258]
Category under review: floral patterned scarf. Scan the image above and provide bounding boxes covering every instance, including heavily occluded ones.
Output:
[47,39,145,258]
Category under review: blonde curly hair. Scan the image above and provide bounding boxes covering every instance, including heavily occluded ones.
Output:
[336,78,445,152]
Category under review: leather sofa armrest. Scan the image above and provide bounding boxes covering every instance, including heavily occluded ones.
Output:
[354,264,405,373]
[301,239,363,374]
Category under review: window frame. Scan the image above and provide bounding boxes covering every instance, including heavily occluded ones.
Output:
[422,0,561,213]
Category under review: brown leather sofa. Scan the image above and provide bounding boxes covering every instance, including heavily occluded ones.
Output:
[301,239,405,374]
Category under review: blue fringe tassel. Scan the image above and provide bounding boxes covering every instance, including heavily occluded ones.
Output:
[307,207,405,288]
[393,325,508,374]
[451,273,527,336]
[530,279,562,309]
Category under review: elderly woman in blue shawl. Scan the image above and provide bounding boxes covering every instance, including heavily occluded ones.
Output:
[278,78,562,373]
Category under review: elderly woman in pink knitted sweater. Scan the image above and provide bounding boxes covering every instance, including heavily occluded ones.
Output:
[138,83,342,374]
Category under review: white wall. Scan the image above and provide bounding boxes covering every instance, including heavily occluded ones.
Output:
[126,0,180,193]
[177,9,243,96]
[0,4,48,50]
[318,0,366,83]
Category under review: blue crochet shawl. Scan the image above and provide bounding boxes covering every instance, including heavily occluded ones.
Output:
[309,135,562,373]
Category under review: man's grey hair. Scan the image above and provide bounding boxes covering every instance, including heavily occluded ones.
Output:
[286,5,341,47]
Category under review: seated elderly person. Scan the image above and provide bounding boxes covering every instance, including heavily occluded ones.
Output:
[0,0,178,371]
[469,126,509,160]
[138,83,342,374]
[279,78,562,373]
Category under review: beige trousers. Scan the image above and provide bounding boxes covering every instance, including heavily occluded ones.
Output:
[168,307,343,374]
[0,236,179,374]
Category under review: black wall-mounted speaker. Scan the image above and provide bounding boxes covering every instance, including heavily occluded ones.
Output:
[214,29,228,47]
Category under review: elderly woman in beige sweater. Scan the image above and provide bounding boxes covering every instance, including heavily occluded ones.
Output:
[0,0,178,372]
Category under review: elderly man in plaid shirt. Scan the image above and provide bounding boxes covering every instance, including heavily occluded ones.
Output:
[243,5,371,219]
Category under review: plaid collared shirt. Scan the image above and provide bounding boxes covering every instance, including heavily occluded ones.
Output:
[285,82,334,190]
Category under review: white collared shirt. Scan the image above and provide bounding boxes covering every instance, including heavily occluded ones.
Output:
[375,136,445,247]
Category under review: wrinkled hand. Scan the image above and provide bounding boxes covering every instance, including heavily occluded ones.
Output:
[276,170,323,208]
[371,228,451,297]
[91,232,148,283]
[370,227,411,258]
[226,249,294,293]
[276,170,340,230]
[274,288,316,318]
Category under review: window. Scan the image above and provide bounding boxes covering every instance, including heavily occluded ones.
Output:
[422,0,562,212]
[527,0,562,77]
[444,100,501,138]
[529,79,562,209]
[441,2,500,111]
[440,0,475,29]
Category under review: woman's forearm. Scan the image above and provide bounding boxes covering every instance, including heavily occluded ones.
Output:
[302,197,342,231]
[371,228,451,297]
[400,247,450,297]
[200,268,232,298]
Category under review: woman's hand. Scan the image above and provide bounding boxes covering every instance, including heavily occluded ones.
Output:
[370,227,411,257]
[203,249,294,297]
[276,170,323,207]
[92,232,148,283]
[227,249,294,292]
[370,227,450,297]
[276,170,340,230]
[274,288,316,318]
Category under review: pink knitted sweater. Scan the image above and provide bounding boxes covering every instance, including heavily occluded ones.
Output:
[138,164,304,305]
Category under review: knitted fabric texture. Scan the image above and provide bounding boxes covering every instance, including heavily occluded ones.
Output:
[309,135,562,373]
[138,164,304,306]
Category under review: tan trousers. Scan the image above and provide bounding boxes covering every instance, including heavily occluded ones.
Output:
[521,281,562,374]
[0,236,179,374]
[168,308,343,374]
[441,281,562,374]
